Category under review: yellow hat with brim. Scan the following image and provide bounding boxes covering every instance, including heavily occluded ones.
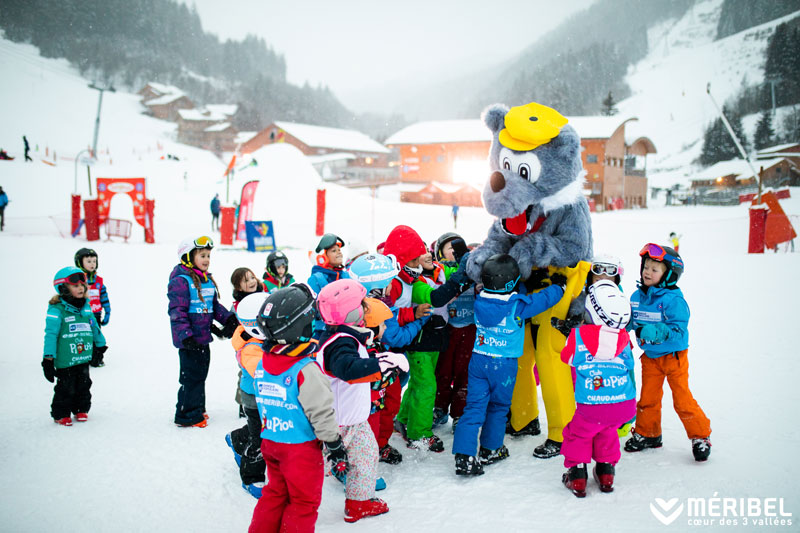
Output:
[364,298,393,328]
[498,102,568,151]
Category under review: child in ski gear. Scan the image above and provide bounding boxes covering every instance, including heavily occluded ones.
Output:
[669,232,681,252]
[227,293,268,497]
[43,267,107,425]
[560,280,636,497]
[308,233,349,337]
[316,279,405,523]
[625,243,712,462]
[167,236,237,428]
[230,267,265,416]
[452,254,564,475]
[249,284,343,532]
[74,248,111,366]
[263,250,295,292]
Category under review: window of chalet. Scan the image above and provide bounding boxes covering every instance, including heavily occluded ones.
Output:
[436,155,445,163]
[587,154,598,164]
[422,155,431,163]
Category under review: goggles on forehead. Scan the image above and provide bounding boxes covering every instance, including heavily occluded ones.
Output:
[194,236,214,249]
[591,263,619,277]
[56,272,87,285]
[639,243,677,263]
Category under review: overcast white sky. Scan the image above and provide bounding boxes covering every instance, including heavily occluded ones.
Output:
[181,0,594,107]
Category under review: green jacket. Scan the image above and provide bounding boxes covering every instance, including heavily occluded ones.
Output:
[411,262,458,306]
[44,298,106,369]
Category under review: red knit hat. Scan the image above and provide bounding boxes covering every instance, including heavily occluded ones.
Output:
[382,225,426,266]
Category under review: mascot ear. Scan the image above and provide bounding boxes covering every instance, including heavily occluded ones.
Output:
[551,124,580,160]
[481,104,509,133]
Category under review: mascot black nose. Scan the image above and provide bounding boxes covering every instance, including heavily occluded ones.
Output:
[490,171,505,192]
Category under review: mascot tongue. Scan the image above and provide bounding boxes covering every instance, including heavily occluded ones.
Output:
[505,212,528,235]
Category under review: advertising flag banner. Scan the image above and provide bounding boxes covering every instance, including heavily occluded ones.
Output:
[236,180,259,241]
[245,221,276,252]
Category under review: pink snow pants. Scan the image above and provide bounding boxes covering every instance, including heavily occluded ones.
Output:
[561,400,636,468]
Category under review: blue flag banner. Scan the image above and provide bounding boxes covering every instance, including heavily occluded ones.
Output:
[245,221,276,252]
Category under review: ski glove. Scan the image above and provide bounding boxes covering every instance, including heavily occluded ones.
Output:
[549,273,568,291]
[551,315,582,337]
[638,323,670,344]
[182,336,203,351]
[210,324,224,339]
[220,315,239,339]
[378,352,409,374]
[42,358,55,383]
[450,238,470,264]
[100,310,110,326]
[325,436,349,475]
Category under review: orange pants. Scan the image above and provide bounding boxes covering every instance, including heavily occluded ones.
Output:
[634,350,711,439]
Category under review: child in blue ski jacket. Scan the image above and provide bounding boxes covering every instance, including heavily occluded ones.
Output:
[167,236,238,427]
[308,233,349,337]
[43,267,107,425]
[452,254,564,475]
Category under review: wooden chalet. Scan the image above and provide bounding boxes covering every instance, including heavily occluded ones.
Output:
[177,105,239,153]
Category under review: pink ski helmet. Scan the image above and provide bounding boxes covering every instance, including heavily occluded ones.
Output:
[317,279,367,326]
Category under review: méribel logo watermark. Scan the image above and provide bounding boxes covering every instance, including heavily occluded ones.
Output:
[650,494,793,527]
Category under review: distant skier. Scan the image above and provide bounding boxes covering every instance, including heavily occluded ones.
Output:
[0,186,8,231]
[210,194,221,231]
[669,232,681,252]
[23,135,32,162]
[451,204,459,228]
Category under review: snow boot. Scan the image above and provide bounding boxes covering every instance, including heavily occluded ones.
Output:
[75,412,89,422]
[593,462,615,493]
[54,417,73,426]
[455,454,484,476]
[175,419,207,428]
[532,438,561,459]
[379,444,403,465]
[393,419,407,440]
[562,464,588,498]
[692,438,712,462]
[343,498,389,523]
[624,432,662,452]
[406,434,444,453]
[432,407,449,428]
[225,433,243,467]
[479,445,510,465]
[506,417,541,437]
[242,481,264,499]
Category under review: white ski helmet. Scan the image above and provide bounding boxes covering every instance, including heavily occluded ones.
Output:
[584,280,631,329]
[590,253,623,278]
[177,236,214,267]
[237,292,270,340]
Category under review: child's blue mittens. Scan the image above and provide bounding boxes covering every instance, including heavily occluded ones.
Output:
[638,323,670,344]
[100,310,110,326]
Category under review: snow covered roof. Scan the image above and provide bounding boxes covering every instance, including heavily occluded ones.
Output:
[143,82,182,96]
[206,104,238,117]
[178,108,229,122]
[567,116,636,139]
[385,120,491,145]
[306,152,356,164]
[204,122,234,133]
[756,143,800,156]
[235,131,258,145]
[145,92,187,106]
[273,121,389,154]
[691,157,787,182]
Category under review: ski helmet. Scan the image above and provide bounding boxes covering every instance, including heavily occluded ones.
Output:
[590,253,623,284]
[178,235,214,268]
[639,243,684,288]
[481,254,520,293]
[317,279,367,326]
[74,248,98,270]
[363,298,393,328]
[315,233,344,253]
[348,253,399,293]
[266,251,289,277]
[433,232,462,262]
[237,292,270,340]
[53,266,87,292]
[584,280,631,329]
[257,284,316,344]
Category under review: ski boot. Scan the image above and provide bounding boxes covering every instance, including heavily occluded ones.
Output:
[242,481,264,499]
[225,433,243,467]
[175,419,207,428]
[562,464,588,498]
[624,432,662,452]
[506,417,541,437]
[75,412,89,422]
[455,454,484,476]
[54,417,73,426]
[692,438,712,462]
[406,434,444,453]
[593,462,615,493]
[432,407,449,428]
[379,444,403,465]
[532,438,561,458]
[393,419,407,440]
[479,445,510,465]
[344,498,389,523]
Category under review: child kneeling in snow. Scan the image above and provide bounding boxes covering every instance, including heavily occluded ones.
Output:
[249,284,343,533]
[560,280,636,497]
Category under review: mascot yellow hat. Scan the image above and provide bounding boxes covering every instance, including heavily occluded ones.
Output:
[498,102,568,151]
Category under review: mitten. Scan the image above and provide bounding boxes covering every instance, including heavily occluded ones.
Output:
[42,358,55,383]
[551,315,581,337]
[378,352,409,374]
[221,314,239,339]
[100,310,110,326]
[523,268,550,291]
[451,238,470,264]
[325,436,349,475]
[638,323,670,344]
[182,336,203,351]
[549,273,568,291]
[91,345,107,366]
[210,324,224,339]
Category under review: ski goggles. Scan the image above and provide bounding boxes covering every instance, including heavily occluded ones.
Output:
[315,233,344,253]
[194,235,214,249]
[591,263,620,277]
[55,272,87,286]
[639,243,678,264]
[270,257,288,270]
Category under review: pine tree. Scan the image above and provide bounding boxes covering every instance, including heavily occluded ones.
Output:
[753,110,775,150]
[699,106,750,166]
[601,91,618,116]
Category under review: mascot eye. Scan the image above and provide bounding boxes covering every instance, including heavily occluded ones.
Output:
[502,158,511,171]
[519,163,531,181]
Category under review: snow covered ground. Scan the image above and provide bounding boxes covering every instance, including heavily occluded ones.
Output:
[2,33,800,532]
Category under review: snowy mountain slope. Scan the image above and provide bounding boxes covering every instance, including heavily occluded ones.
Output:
[618,0,800,188]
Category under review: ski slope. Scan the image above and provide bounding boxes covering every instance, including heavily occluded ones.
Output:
[1,33,800,532]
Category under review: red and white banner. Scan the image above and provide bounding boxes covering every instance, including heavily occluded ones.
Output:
[96,177,146,227]
[236,180,259,241]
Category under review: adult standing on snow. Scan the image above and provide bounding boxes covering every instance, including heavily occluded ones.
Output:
[210,194,221,231]
[0,186,8,231]
[23,136,32,162]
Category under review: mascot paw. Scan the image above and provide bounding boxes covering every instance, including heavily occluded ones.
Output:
[509,243,534,280]
[466,246,495,283]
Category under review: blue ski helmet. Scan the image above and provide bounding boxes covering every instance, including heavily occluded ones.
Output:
[53,266,87,292]
[348,253,399,292]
